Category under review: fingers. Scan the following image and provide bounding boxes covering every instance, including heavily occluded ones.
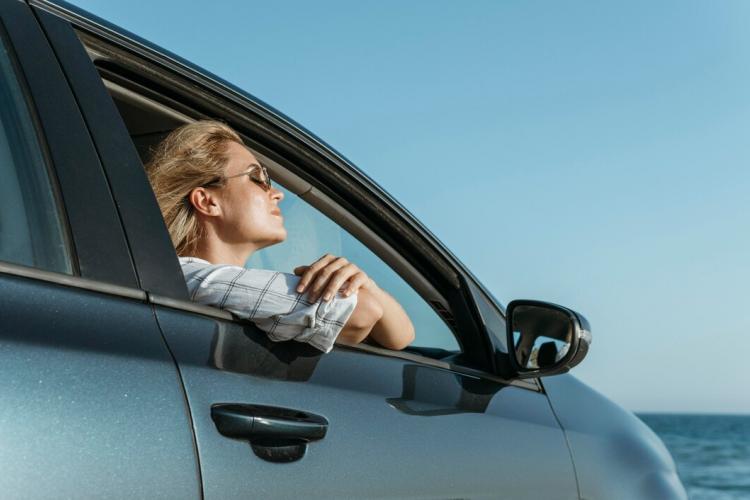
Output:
[319,263,361,302]
[307,257,351,302]
[295,254,337,293]
[342,272,370,297]
[294,254,371,303]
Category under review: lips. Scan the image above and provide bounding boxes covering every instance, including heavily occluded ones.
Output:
[271,209,282,216]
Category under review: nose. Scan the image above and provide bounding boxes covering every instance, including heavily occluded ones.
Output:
[270,186,284,202]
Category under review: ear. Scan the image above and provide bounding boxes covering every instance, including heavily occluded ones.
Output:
[188,187,222,217]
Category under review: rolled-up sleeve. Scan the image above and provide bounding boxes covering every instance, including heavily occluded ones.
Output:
[180,257,357,353]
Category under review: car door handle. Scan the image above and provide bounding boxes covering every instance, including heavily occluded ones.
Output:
[211,403,328,443]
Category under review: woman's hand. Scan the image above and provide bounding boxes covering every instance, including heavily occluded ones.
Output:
[294,254,374,302]
[294,253,415,350]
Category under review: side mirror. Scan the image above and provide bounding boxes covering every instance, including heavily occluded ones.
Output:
[506,300,592,379]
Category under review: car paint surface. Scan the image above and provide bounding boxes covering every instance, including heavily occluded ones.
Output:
[544,375,687,499]
[0,273,201,499]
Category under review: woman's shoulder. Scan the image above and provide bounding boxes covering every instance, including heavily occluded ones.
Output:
[178,256,211,266]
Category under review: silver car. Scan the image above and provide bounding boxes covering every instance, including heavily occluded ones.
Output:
[0,0,686,498]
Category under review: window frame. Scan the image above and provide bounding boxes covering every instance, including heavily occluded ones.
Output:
[0,0,137,288]
[32,5,186,298]
[38,3,511,375]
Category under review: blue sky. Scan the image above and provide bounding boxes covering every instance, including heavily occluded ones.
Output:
[70,0,750,413]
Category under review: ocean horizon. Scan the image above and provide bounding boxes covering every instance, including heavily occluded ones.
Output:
[637,413,750,500]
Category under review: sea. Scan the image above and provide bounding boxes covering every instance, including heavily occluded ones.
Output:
[638,414,750,500]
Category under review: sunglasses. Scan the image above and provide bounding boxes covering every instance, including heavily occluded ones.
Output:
[204,164,272,192]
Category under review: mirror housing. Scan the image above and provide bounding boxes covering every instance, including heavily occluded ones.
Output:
[506,300,592,379]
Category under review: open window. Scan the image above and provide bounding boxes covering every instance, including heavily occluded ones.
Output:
[74,30,493,363]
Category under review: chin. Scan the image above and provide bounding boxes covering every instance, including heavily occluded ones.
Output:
[259,231,287,250]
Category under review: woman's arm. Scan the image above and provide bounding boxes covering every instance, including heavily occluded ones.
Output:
[294,254,415,350]
[361,281,414,350]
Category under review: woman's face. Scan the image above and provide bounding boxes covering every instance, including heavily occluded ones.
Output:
[213,141,286,250]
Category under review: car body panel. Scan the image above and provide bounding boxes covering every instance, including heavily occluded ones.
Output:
[0,272,201,499]
[544,375,687,500]
[154,306,578,499]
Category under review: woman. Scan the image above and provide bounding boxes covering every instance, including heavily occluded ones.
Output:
[146,120,414,352]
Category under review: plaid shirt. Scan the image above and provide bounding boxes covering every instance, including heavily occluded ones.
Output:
[180,257,357,353]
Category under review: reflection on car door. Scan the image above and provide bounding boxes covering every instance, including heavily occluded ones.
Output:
[0,3,199,497]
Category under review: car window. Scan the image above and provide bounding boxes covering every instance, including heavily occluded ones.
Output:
[84,54,459,352]
[0,37,72,274]
[247,185,460,351]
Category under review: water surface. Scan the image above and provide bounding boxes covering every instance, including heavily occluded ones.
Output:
[638,413,750,500]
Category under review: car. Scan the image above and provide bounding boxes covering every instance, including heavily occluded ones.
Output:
[0,0,687,498]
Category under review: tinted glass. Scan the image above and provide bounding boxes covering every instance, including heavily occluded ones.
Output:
[0,38,72,273]
[247,186,459,351]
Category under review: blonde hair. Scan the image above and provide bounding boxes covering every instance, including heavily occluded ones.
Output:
[146,120,243,256]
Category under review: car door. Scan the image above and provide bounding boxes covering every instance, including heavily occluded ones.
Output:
[150,193,578,499]
[38,5,580,497]
[0,2,200,497]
